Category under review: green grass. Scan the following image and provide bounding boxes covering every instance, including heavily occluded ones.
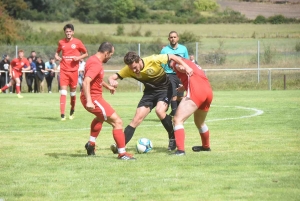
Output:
[24,21,300,40]
[0,90,299,200]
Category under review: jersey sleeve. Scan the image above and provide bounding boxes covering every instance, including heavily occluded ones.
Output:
[24,59,30,67]
[56,41,62,53]
[78,40,87,53]
[117,66,132,79]
[85,61,101,80]
[154,54,169,66]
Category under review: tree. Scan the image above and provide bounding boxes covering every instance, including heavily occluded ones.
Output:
[193,0,219,12]
[1,0,28,18]
[0,3,23,44]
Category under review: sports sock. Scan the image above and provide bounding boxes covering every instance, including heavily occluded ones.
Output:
[170,100,177,116]
[90,118,102,138]
[1,84,9,92]
[16,84,20,94]
[199,124,210,148]
[160,114,174,139]
[60,95,66,115]
[113,129,126,154]
[124,125,136,144]
[70,95,76,111]
[174,125,185,151]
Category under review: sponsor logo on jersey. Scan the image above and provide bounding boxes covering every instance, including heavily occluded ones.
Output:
[146,68,155,75]
[71,44,76,49]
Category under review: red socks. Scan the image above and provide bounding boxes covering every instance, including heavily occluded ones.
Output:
[71,95,76,111]
[200,131,210,149]
[90,118,103,138]
[60,95,66,115]
[174,128,185,151]
[1,85,8,92]
[16,84,20,94]
[113,129,126,149]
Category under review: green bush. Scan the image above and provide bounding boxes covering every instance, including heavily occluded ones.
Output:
[268,15,286,24]
[116,25,125,36]
[144,30,152,37]
[295,42,300,52]
[253,15,267,24]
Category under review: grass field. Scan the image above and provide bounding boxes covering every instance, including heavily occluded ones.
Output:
[0,90,299,200]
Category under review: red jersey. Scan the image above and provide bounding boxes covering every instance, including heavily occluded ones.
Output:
[56,38,87,72]
[84,55,104,97]
[10,58,30,72]
[174,58,211,96]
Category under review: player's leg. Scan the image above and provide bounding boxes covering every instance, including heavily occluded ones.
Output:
[69,71,78,119]
[106,112,136,160]
[172,97,198,155]
[168,74,178,116]
[14,76,23,98]
[59,71,68,120]
[84,117,103,156]
[192,110,211,152]
[0,77,14,93]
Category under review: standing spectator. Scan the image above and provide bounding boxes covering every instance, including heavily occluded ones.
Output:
[160,31,189,119]
[78,59,85,91]
[190,54,198,64]
[0,54,10,90]
[25,57,36,93]
[29,51,38,93]
[108,52,190,153]
[81,42,135,160]
[55,23,88,121]
[0,50,30,98]
[45,57,57,93]
[168,58,213,155]
[35,57,46,93]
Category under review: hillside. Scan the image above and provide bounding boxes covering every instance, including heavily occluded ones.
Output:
[217,0,300,19]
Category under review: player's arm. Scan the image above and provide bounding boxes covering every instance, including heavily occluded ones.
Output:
[82,76,95,110]
[55,52,62,62]
[168,54,193,76]
[23,60,31,71]
[102,81,116,95]
[73,52,88,62]
[9,64,12,77]
[108,73,120,88]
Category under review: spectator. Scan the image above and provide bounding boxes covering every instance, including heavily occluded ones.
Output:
[29,51,38,93]
[190,54,198,64]
[78,59,86,90]
[35,57,46,93]
[25,57,36,93]
[0,50,30,98]
[0,54,10,91]
[45,57,57,93]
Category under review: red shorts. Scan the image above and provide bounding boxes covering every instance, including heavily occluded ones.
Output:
[188,81,213,112]
[60,70,78,88]
[80,94,115,122]
[12,70,22,80]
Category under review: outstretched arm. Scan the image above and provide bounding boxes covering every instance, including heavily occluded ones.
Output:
[108,73,120,88]
[168,54,193,76]
[102,81,116,95]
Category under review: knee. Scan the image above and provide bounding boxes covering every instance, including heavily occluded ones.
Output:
[114,117,123,127]
[155,108,166,120]
[173,116,183,126]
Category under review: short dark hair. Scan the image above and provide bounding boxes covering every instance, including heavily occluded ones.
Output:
[168,31,178,37]
[124,52,140,65]
[98,42,114,53]
[63,24,74,31]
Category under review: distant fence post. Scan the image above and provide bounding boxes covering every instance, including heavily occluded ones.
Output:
[268,69,272,91]
[196,42,199,62]
[257,40,260,83]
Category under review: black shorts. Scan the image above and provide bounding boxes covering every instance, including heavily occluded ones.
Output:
[167,74,184,97]
[137,89,172,111]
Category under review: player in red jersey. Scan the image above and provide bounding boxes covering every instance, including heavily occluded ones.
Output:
[55,24,88,121]
[168,57,213,156]
[80,42,135,160]
[0,50,31,98]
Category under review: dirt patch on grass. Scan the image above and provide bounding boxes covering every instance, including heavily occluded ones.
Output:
[217,0,300,19]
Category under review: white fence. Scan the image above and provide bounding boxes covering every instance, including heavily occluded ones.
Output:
[1,68,299,92]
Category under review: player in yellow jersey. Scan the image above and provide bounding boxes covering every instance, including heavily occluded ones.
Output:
[108,52,190,152]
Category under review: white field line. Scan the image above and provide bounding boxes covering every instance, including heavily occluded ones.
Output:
[4,105,263,133]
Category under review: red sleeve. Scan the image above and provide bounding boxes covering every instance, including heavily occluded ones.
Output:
[85,61,101,80]
[10,59,15,66]
[78,40,87,53]
[24,58,30,67]
[56,41,62,53]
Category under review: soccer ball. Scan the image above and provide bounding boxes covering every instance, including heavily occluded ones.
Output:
[136,138,153,154]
